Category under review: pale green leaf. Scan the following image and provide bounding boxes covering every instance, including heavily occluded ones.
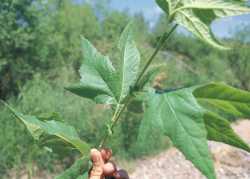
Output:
[204,111,250,152]
[118,22,134,52]
[175,9,229,50]
[117,23,141,102]
[5,104,90,155]
[156,0,250,49]
[180,0,250,18]
[140,90,215,179]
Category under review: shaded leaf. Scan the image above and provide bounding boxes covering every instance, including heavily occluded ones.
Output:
[204,111,250,152]
[193,83,250,120]
[140,89,215,179]
[192,83,250,153]
[5,103,90,155]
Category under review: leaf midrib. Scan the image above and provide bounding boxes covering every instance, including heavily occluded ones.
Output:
[178,10,208,38]
[164,94,208,157]
[86,59,118,101]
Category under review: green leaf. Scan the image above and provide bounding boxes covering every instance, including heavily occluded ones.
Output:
[55,157,90,179]
[140,89,215,179]
[117,22,141,103]
[180,0,250,18]
[66,37,120,104]
[67,23,141,104]
[192,83,250,153]
[193,83,250,120]
[156,0,250,49]
[175,9,228,50]
[156,0,182,15]
[156,0,171,15]
[204,111,250,152]
[5,104,90,155]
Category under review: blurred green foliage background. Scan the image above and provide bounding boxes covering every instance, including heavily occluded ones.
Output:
[0,0,249,178]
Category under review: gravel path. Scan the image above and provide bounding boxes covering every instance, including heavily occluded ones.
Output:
[130,120,250,179]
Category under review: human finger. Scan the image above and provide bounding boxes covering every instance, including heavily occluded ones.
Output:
[90,149,104,179]
[100,148,112,162]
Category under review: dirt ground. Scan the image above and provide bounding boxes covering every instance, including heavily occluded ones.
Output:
[130,120,250,179]
[6,120,250,179]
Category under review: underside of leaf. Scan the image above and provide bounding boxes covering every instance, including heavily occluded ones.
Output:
[156,0,250,49]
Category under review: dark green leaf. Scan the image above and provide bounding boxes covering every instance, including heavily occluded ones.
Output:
[156,0,170,15]
[204,111,250,152]
[194,83,250,120]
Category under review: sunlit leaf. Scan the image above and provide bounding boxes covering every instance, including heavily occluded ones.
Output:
[156,0,250,49]
[140,89,216,179]
[66,37,119,104]
[67,23,141,104]
[117,22,141,103]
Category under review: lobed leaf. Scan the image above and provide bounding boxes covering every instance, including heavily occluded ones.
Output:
[66,37,119,104]
[5,103,90,155]
[193,82,250,120]
[204,111,250,152]
[192,82,250,154]
[139,83,250,179]
[156,0,250,49]
[67,23,141,105]
[117,22,141,103]
[140,89,216,179]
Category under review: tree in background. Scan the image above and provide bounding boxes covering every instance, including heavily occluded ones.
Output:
[228,25,250,90]
[0,0,40,99]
